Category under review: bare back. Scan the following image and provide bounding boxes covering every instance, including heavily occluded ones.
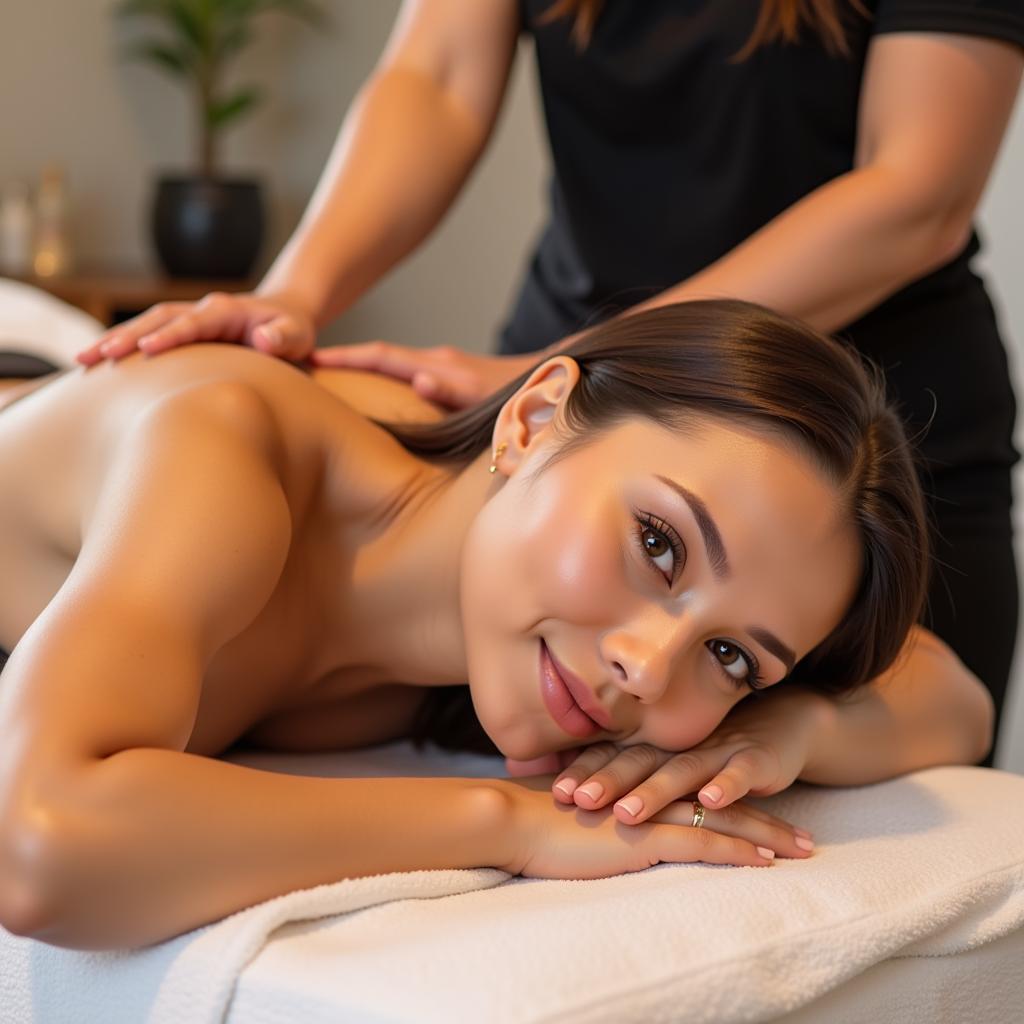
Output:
[0,346,435,756]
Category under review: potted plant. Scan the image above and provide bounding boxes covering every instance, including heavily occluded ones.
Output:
[117,0,326,279]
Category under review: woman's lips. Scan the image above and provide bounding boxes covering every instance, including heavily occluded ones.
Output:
[539,640,604,739]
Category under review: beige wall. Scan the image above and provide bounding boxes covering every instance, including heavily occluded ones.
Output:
[1,0,547,350]
[3,0,1023,765]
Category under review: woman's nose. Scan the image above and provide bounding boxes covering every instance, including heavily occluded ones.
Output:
[600,610,691,703]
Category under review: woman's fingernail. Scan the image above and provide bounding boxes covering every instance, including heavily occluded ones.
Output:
[615,796,644,817]
[262,326,281,348]
[794,827,814,840]
[554,779,576,799]
[699,785,723,805]
[795,836,815,852]
[575,782,604,802]
[757,847,776,860]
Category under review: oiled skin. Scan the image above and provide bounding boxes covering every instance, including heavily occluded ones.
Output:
[0,349,442,757]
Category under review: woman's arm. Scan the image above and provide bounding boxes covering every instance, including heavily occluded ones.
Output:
[635,33,1023,331]
[798,628,994,784]
[79,0,521,364]
[259,0,521,328]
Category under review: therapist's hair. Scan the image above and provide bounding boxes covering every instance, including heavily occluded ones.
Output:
[539,0,870,58]
[384,299,930,755]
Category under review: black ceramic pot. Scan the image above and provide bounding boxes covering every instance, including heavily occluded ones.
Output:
[152,176,264,279]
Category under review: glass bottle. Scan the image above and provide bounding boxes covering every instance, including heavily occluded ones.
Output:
[0,180,33,276]
[33,163,72,278]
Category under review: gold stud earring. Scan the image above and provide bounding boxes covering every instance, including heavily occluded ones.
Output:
[488,442,508,474]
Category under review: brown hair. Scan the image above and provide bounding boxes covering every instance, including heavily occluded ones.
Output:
[386,300,928,755]
[538,0,869,58]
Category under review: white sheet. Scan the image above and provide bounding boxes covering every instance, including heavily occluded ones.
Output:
[0,277,103,366]
[2,745,1023,1024]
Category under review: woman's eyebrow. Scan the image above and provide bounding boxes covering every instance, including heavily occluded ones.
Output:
[653,474,797,673]
[654,474,729,579]
[747,626,796,675]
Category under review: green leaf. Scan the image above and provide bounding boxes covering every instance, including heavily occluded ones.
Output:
[206,86,262,128]
[124,40,194,76]
[166,0,209,56]
[213,24,252,60]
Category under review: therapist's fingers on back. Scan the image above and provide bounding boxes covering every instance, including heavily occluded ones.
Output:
[250,314,315,361]
[310,340,417,378]
[77,303,187,364]
[410,369,483,409]
[136,292,254,354]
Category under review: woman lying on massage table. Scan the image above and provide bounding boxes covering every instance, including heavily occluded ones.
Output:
[0,300,992,951]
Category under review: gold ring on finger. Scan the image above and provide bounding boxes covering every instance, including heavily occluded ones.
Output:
[691,801,706,829]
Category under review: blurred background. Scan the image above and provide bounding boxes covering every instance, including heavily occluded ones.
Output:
[2,0,1022,768]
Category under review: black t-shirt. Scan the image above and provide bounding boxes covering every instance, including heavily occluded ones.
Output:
[499,0,1024,355]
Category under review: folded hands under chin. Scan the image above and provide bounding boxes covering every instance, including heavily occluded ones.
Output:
[506,687,828,839]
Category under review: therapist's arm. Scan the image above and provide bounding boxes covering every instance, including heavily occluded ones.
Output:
[633,33,1023,332]
[259,0,520,328]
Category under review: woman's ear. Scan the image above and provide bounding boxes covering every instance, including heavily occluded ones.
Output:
[490,356,580,475]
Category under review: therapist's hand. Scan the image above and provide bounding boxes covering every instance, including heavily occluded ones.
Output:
[310,341,538,409]
[76,291,317,366]
[546,688,827,841]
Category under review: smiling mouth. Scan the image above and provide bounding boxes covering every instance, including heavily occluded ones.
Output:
[538,640,604,739]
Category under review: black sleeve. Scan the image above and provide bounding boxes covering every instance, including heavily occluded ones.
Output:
[873,0,1024,49]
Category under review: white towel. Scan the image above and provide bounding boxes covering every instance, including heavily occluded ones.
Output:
[3,748,1023,1024]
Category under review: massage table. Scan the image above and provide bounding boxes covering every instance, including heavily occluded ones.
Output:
[2,741,1023,1024]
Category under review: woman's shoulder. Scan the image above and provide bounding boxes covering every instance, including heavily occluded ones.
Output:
[105,344,446,435]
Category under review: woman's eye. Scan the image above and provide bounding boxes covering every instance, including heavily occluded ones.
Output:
[633,512,685,584]
[708,639,755,684]
[640,526,675,577]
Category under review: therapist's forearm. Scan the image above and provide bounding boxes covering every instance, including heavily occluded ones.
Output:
[258,67,489,328]
[799,628,995,786]
[627,163,972,335]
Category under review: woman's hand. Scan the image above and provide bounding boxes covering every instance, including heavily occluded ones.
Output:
[546,689,829,844]
[498,776,799,879]
[310,341,538,409]
[76,291,318,366]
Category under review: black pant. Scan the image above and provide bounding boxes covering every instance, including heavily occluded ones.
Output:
[847,273,1019,766]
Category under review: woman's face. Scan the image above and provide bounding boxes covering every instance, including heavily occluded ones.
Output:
[459,380,862,760]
